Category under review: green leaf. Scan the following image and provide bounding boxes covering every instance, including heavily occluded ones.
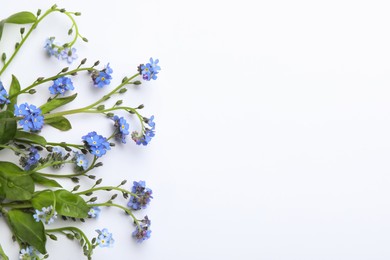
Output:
[32,189,89,218]
[40,93,77,114]
[0,162,34,200]
[5,12,36,24]
[8,210,47,254]
[45,116,72,131]
[55,190,89,218]
[0,20,5,42]
[31,173,62,188]
[0,111,16,145]
[14,130,47,146]
[7,75,21,113]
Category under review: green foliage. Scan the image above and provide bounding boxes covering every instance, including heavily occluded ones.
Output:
[0,111,16,145]
[40,93,77,114]
[7,209,47,254]
[14,130,47,146]
[7,75,21,113]
[0,162,34,200]
[45,116,72,131]
[0,12,36,41]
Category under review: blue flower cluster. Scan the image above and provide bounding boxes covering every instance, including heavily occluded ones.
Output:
[20,146,40,170]
[133,216,152,243]
[112,115,130,143]
[49,76,74,95]
[88,207,101,218]
[0,81,10,105]
[33,205,57,225]
[139,58,161,81]
[96,228,115,248]
[131,115,156,146]
[44,38,78,64]
[19,246,41,260]
[127,181,153,210]
[14,103,44,132]
[92,63,113,88]
[82,131,111,157]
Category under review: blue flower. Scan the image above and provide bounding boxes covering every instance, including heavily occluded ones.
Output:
[14,103,44,132]
[61,47,78,64]
[131,115,156,146]
[139,58,161,81]
[20,146,40,170]
[82,131,111,157]
[132,223,151,243]
[92,63,113,88]
[127,181,153,210]
[112,115,129,143]
[44,37,59,57]
[19,246,40,260]
[33,205,57,225]
[74,152,88,170]
[95,228,114,248]
[0,81,10,105]
[146,115,155,129]
[88,207,101,218]
[49,77,74,95]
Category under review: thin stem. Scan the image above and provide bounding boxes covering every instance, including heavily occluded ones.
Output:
[0,243,9,260]
[47,142,84,149]
[0,202,32,209]
[0,144,26,155]
[90,202,140,227]
[75,186,137,198]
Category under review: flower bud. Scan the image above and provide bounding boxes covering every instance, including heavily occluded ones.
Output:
[36,77,44,82]
[71,177,79,183]
[37,9,41,16]
[80,58,87,64]
[65,147,72,152]
[49,234,57,240]
[89,197,98,202]
[1,53,6,62]
[111,194,118,200]
[106,113,114,118]
[94,162,103,167]
[115,100,123,106]
[94,60,100,66]
[133,80,142,85]
[15,42,19,49]
[122,77,128,83]
[120,180,127,185]
[72,185,80,192]
[60,8,66,13]
[88,175,96,180]
[28,89,36,94]
[137,104,144,109]
[82,37,88,42]
[75,12,82,16]
[66,233,75,240]
[20,27,25,35]
[119,88,127,94]
[96,178,102,185]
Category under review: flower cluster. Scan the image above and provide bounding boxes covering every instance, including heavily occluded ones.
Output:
[33,205,58,225]
[19,146,40,170]
[88,207,101,218]
[139,58,161,81]
[128,181,153,210]
[74,152,89,170]
[49,76,74,95]
[19,246,41,260]
[133,216,152,243]
[96,228,115,248]
[44,37,78,64]
[132,115,156,146]
[82,131,111,157]
[0,81,10,105]
[112,115,130,143]
[91,63,113,88]
[14,103,44,131]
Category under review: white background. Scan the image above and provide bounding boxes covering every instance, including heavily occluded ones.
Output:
[1,0,390,259]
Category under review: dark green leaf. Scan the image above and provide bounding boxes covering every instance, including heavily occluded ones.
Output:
[0,111,16,145]
[31,173,62,188]
[32,189,89,218]
[7,75,21,113]
[8,210,47,254]
[45,116,72,131]
[55,190,89,218]
[14,130,47,146]
[5,12,36,24]
[40,93,77,114]
[0,162,34,200]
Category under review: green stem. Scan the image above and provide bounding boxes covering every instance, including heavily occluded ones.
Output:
[0,9,52,76]
[90,202,140,227]
[0,144,26,155]
[37,172,84,178]
[0,202,32,209]
[46,142,84,149]
[75,186,137,198]
[44,73,140,119]
[46,227,93,256]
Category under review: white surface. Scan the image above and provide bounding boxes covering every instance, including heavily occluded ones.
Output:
[1,0,390,259]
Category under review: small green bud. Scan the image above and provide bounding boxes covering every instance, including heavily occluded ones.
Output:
[60,8,66,13]
[122,77,128,83]
[51,4,58,10]
[46,146,53,152]
[66,233,75,240]
[92,238,96,244]
[119,88,127,94]
[43,254,49,259]
[75,12,82,16]
[20,27,25,34]
[74,233,81,240]
[15,42,19,49]
[65,147,72,152]
[94,60,100,66]
[97,105,105,111]
[96,178,102,185]
[1,53,6,62]
[106,113,114,118]
[81,149,88,154]
[49,234,57,240]
[71,72,78,76]
[111,194,118,200]
[129,110,135,114]
[62,67,69,72]
[82,37,88,42]
[88,175,96,180]
[81,58,87,64]
[137,104,144,109]
[28,89,36,94]
[120,180,127,186]
[94,162,103,167]
[133,80,142,85]
[36,77,44,82]
[110,143,115,147]
[89,197,98,202]
[63,43,69,48]
[68,28,73,35]
[72,185,80,192]
[85,192,93,196]
[37,9,41,16]
[71,177,79,183]
[115,100,123,106]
